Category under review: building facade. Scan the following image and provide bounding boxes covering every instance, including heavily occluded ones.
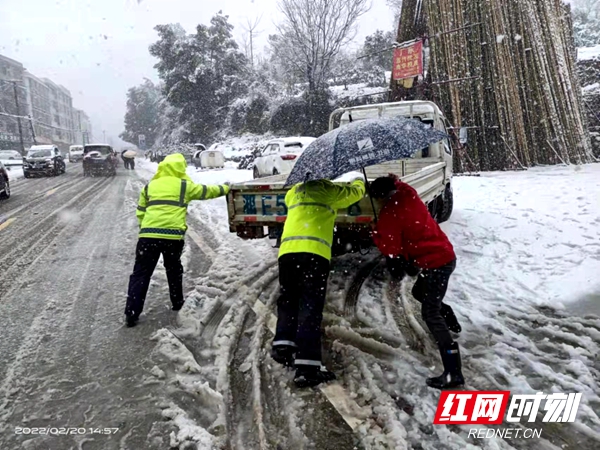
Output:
[43,78,76,146]
[24,71,53,144]
[73,108,93,145]
[0,54,30,151]
[0,52,92,153]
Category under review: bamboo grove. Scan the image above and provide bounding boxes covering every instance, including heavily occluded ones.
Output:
[394,0,595,172]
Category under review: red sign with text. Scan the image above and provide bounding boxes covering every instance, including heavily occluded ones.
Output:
[433,391,511,425]
[392,40,423,80]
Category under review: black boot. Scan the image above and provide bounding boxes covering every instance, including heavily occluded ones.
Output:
[294,365,336,388]
[125,315,138,328]
[441,303,462,333]
[271,345,296,368]
[426,342,465,389]
[172,301,185,311]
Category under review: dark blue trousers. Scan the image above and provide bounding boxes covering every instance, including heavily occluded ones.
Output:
[125,238,184,319]
[273,253,330,366]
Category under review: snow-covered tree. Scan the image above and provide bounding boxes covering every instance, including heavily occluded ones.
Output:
[572,0,600,47]
[120,79,162,148]
[149,12,248,144]
[386,0,403,29]
[275,0,370,91]
[360,30,396,86]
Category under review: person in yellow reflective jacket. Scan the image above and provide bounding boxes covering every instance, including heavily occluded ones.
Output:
[125,153,230,327]
[271,173,366,387]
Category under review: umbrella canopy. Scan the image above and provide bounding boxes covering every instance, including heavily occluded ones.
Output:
[123,150,137,158]
[284,117,449,187]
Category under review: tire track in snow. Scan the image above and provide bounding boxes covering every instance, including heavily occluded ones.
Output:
[0,168,89,220]
[0,178,117,433]
[0,176,110,299]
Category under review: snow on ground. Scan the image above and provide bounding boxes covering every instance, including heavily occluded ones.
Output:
[583,83,600,93]
[6,167,24,182]
[207,134,273,159]
[330,83,387,101]
[135,158,600,449]
[579,45,600,61]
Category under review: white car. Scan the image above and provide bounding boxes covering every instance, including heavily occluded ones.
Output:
[192,150,225,169]
[69,145,84,162]
[0,150,23,170]
[252,137,316,179]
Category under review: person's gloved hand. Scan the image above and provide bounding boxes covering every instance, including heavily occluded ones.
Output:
[347,171,365,183]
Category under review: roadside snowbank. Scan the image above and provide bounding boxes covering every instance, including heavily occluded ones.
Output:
[7,167,24,182]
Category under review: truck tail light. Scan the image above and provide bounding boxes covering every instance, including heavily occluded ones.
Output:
[280,155,297,161]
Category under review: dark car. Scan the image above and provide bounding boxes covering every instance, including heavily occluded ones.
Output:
[0,161,10,200]
[23,145,66,177]
[149,150,166,163]
[83,144,117,177]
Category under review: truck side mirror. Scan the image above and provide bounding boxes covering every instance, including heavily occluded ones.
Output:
[459,127,468,144]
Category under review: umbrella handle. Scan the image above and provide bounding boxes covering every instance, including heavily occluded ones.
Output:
[362,167,378,223]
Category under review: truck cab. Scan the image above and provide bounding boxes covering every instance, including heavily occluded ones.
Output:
[329,100,453,186]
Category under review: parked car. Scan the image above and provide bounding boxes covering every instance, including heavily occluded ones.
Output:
[149,150,166,163]
[0,150,23,171]
[23,145,66,178]
[192,150,225,169]
[68,145,84,162]
[82,144,117,177]
[0,161,10,200]
[252,137,316,179]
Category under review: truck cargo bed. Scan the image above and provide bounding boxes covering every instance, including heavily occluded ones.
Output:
[227,159,447,231]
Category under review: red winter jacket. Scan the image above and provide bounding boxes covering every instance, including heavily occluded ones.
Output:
[372,181,455,269]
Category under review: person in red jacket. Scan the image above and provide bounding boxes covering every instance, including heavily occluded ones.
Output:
[370,173,464,389]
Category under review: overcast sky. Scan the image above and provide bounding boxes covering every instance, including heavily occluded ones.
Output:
[0,0,394,145]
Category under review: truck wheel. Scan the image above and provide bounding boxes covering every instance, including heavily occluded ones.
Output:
[253,167,260,179]
[437,184,454,224]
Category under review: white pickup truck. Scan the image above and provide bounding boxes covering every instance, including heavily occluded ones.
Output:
[227,100,456,255]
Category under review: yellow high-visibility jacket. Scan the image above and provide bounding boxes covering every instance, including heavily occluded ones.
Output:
[279,179,366,261]
[136,153,230,240]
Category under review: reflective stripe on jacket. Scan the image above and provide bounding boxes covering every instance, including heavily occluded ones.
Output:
[136,153,229,240]
[279,179,366,260]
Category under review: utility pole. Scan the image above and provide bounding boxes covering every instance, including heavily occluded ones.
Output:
[78,112,83,145]
[28,115,37,145]
[12,81,25,154]
[388,0,428,102]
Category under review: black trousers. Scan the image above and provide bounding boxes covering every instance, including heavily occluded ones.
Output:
[387,257,457,346]
[125,238,185,319]
[273,253,330,366]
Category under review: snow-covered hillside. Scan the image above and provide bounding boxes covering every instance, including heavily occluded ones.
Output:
[136,160,600,449]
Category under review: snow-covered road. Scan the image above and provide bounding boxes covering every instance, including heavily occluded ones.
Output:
[139,161,600,449]
[0,160,598,449]
[0,163,197,449]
